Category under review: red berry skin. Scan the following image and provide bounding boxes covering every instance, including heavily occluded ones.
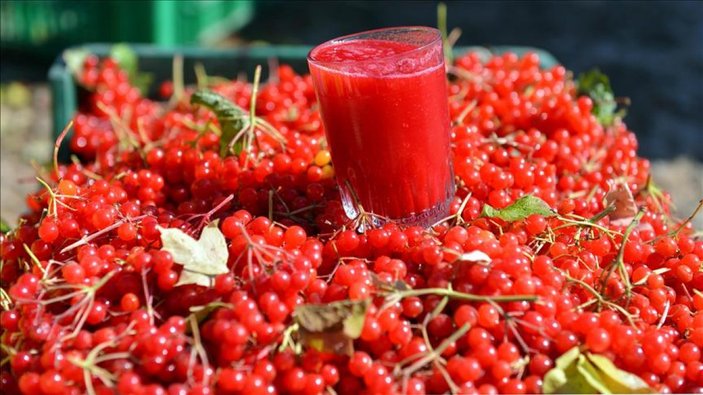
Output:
[348,352,372,376]
[1,51,701,395]
[586,328,611,353]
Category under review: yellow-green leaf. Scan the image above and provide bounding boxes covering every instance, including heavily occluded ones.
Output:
[543,365,568,394]
[543,347,653,394]
[577,355,612,394]
[544,347,585,394]
[586,353,652,393]
[158,220,229,288]
[555,346,582,370]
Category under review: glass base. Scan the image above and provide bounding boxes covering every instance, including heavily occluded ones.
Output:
[340,187,455,230]
[393,194,454,228]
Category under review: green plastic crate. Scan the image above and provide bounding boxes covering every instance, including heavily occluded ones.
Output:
[49,43,558,160]
[1,1,253,55]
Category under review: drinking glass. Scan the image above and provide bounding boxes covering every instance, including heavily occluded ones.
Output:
[308,26,454,227]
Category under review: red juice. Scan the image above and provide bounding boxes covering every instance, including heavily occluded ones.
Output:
[308,27,454,225]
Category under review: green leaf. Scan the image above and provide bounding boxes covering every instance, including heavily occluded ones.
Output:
[190,90,247,157]
[576,68,626,126]
[0,218,10,234]
[63,48,90,81]
[293,299,370,356]
[481,195,555,222]
[586,353,652,394]
[110,43,153,95]
[110,44,138,78]
[158,220,229,287]
[543,347,653,394]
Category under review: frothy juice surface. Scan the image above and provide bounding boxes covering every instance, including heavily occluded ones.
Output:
[309,38,453,222]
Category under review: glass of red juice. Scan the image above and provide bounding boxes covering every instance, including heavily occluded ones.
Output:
[308,26,454,227]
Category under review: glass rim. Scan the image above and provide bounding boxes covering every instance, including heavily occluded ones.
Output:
[307,26,442,67]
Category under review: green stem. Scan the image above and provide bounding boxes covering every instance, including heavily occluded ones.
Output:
[171,54,184,105]
[194,62,208,90]
[553,216,620,239]
[588,203,616,223]
[599,209,644,303]
[394,287,537,303]
[36,177,58,217]
[437,3,453,64]
[249,65,262,131]
[565,272,636,326]
[53,120,74,179]
[398,323,469,376]
[670,198,703,237]
[23,243,46,277]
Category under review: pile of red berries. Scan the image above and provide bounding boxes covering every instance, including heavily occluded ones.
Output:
[1,50,701,395]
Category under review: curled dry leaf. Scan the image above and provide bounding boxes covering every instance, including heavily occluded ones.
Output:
[293,299,370,356]
[158,220,229,287]
[604,182,638,226]
[457,250,492,265]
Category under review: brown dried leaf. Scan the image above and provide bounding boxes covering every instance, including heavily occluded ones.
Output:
[293,299,370,356]
[605,183,638,225]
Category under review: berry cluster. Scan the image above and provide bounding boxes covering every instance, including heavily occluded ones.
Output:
[1,51,701,395]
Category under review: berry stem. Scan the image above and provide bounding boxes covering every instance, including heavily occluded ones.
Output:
[194,62,208,90]
[36,177,58,217]
[53,120,74,178]
[453,100,477,125]
[432,192,472,228]
[562,269,636,326]
[390,287,538,303]
[22,243,46,278]
[588,203,616,223]
[553,215,620,239]
[170,54,185,105]
[60,215,148,254]
[397,323,469,376]
[670,198,703,237]
[600,209,644,302]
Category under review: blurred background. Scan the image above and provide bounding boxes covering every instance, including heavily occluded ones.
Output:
[1,0,701,226]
